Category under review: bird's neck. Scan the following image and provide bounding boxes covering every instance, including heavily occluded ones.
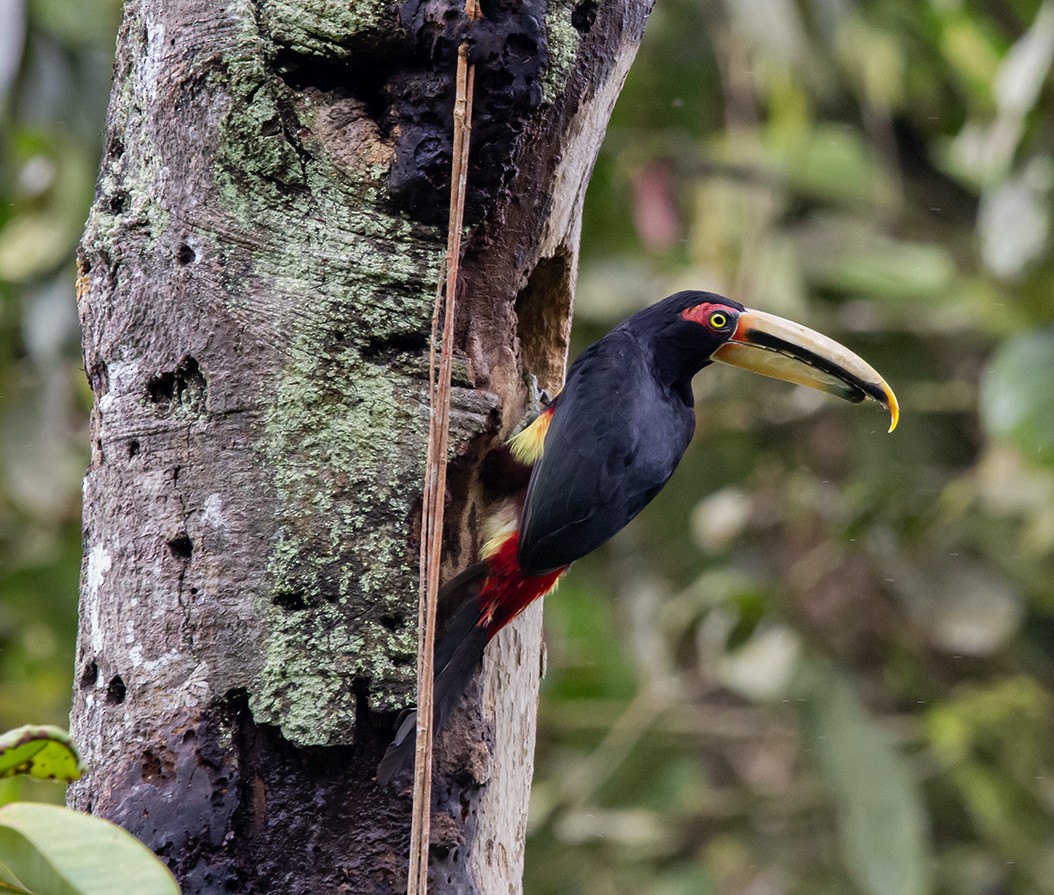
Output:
[642,334,711,405]
[670,372,698,408]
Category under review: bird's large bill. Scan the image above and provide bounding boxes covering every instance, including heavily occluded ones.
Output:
[712,308,900,432]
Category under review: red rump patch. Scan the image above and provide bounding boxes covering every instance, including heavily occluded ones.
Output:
[478,532,565,638]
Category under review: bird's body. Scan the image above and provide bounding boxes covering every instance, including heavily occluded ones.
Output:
[520,326,696,574]
[378,291,898,784]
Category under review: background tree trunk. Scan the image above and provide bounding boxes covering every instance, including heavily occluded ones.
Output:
[69,0,652,891]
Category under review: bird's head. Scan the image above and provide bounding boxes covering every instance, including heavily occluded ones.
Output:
[638,291,899,432]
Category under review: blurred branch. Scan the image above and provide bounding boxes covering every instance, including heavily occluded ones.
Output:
[540,698,796,741]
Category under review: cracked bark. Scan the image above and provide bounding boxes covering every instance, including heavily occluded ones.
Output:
[69,0,653,892]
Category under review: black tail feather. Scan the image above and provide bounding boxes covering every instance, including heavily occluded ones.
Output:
[376,588,490,787]
[437,560,488,618]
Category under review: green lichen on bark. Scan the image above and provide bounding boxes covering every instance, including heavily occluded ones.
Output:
[258,0,397,59]
[257,350,428,746]
[209,14,443,746]
[543,0,583,104]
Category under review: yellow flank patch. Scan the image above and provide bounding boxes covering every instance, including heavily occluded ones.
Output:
[508,406,554,465]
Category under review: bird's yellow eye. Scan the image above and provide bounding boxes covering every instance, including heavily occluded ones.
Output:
[709,312,728,329]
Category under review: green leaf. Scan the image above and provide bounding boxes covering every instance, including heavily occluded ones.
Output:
[0,728,83,784]
[980,328,1054,466]
[0,803,180,895]
[796,662,933,895]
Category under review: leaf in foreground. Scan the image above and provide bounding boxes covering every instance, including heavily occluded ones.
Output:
[0,802,180,895]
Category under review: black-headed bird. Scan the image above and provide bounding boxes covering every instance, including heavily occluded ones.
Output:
[378,290,898,784]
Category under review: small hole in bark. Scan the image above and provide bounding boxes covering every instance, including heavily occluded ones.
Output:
[572,0,598,32]
[80,660,98,689]
[392,653,415,667]
[108,191,129,215]
[147,371,176,403]
[274,591,307,611]
[176,242,196,265]
[168,535,193,560]
[128,439,140,458]
[190,586,198,595]
[379,613,403,631]
[141,750,164,782]
[106,675,126,704]
[109,137,124,159]
[507,31,539,59]
[146,356,206,411]
[361,329,429,359]
[261,116,282,136]
[273,51,390,126]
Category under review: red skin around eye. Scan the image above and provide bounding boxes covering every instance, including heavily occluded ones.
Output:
[679,302,737,334]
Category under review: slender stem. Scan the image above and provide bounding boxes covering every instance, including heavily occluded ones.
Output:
[408,3,480,893]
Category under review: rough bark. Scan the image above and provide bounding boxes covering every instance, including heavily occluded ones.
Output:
[70,0,652,892]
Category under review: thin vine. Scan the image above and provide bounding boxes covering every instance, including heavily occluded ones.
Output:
[408,2,481,893]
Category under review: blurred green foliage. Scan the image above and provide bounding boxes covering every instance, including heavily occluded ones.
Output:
[3,0,1054,893]
[529,1,1054,894]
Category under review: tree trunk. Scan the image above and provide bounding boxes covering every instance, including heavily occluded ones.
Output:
[70,0,652,892]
